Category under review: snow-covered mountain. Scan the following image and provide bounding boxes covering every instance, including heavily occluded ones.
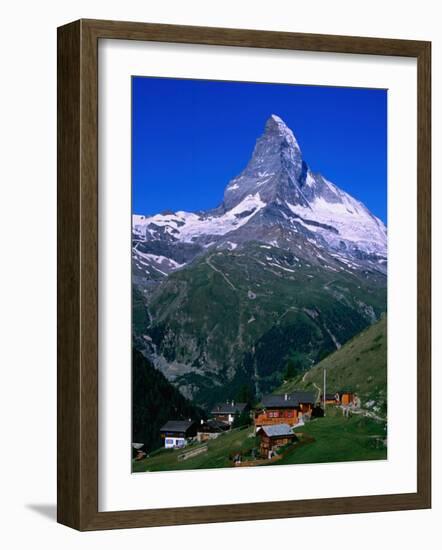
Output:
[133,114,387,280]
[132,115,388,405]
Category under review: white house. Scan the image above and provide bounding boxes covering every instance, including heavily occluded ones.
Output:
[159,420,197,448]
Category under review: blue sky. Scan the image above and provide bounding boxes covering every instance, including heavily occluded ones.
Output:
[132,77,387,223]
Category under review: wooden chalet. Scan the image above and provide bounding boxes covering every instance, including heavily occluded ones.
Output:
[159,420,197,449]
[210,401,248,425]
[196,419,230,442]
[257,423,298,458]
[254,391,316,430]
[321,392,340,405]
[337,390,355,406]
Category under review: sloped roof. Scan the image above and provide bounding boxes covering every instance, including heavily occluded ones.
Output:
[160,420,195,433]
[260,394,296,407]
[198,419,229,432]
[260,423,294,438]
[321,393,338,400]
[259,391,315,408]
[211,402,247,415]
[287,391,316,403]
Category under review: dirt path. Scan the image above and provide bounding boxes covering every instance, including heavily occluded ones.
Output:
[205,256,237,291]
[312,382,322,402]
[351,408,386,423]
[302,370,310,383]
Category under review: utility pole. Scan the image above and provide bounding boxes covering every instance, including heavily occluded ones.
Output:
[323,368,326,417]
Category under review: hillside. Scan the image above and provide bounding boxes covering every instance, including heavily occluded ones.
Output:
[133,426,256,472]
[277,409,387,465]
[134,409,386,473]
[132,349,205,454]
[144,243,386,406]
[279,315,387,409]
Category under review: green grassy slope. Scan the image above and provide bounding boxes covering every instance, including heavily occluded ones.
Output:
[145,242,387,406]
[133,426,257,472]
[277,408,387,465]
[279,315,387,408]
[133,407,387,472]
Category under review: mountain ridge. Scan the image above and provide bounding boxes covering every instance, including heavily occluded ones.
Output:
[133,115,386,281]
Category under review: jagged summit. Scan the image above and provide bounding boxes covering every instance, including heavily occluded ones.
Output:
[269,113,284,123]
[265,114,301,150]
[223,114,304,210]
[265,113,295,134]
[133,115,387,263]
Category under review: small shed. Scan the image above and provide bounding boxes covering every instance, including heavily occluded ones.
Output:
[257,423,297,458]
[338,390,355,406]
[196,419,230,442]
[160,420,197,449]
[321,393,339,405]
[210,401,248,425]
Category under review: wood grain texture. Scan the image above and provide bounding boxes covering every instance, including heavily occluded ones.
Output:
[83,18,428,56]
[416,42,432,507]
[57,20,81,529]
[57,19,431,531]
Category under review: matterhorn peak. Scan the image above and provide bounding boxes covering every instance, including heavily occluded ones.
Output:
[265,113,290,131]
[134,114,387,268]
[266,113,287,127]
[223,114,305,210]
[264,114,301,152]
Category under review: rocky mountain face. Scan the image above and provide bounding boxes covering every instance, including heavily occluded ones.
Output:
[132,115,387,407]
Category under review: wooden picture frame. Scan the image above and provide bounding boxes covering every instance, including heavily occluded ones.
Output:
[57,19,431,531]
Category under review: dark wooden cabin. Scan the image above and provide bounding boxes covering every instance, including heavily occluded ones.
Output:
[257,423,297,458]
[210,401,248,425]
[196,419,230,442]
[321,392,340,405]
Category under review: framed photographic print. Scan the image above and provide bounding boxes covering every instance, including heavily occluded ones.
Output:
[57,19,431,530]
